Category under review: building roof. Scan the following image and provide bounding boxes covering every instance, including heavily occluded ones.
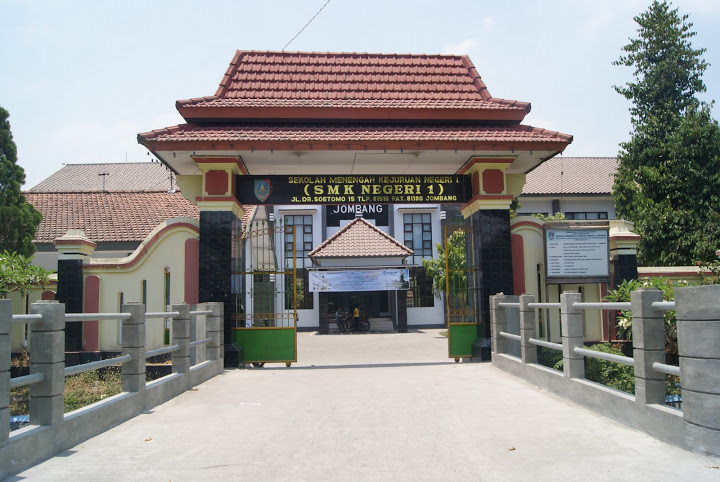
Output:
[26,192,200,243]
[521,157,618,196]
[29,162,175,193]
[309,217,413,259]
[176,50,530,121]
[139,123,571,152]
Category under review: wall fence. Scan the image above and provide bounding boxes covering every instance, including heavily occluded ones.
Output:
[0,299,225,476]
[490,285,720,457]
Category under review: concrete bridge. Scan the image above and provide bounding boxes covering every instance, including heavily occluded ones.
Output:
[9,326,720,480]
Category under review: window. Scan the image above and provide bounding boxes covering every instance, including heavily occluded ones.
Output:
[565,212,608,220]
[141,280,147,308]
[403,213,433,264]
[284,215,314,309]
[403,214,434,307]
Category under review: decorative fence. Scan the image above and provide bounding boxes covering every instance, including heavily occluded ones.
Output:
[490,285,720,457]
[0,299,224,476]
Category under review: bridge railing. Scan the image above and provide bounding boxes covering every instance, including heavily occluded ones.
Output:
[490,285,720,457]
[0,299,224,476]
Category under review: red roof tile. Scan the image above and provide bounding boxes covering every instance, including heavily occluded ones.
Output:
[26,192,200,244]
[139,123,572,150]
[176,51,530,121]
[309,217,412,259]
[522,157,618,195]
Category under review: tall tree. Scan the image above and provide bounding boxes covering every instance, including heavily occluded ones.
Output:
[613,1,720,265]
[0,106,42,256]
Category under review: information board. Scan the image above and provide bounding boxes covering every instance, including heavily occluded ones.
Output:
[545,228,610,283]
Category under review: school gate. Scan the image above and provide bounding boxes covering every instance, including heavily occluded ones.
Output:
[138,50,572,365]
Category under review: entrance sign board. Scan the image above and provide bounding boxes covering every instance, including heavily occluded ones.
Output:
[309,269,410,292]
[545,228,610,283]
[236,175,471,205]
[326,204,389,227]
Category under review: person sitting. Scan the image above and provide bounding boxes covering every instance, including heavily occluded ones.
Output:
[335,307,344,327]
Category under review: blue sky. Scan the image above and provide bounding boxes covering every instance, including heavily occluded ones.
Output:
[2,0,719,188]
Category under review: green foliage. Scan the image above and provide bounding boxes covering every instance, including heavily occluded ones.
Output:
[537,346,563,370]
[532,212,566,221]
[612,2,720,265]
[422,229,466,299]
[583,344,636,394]
[604,277,685,356]
[0,106,42,257]
[696,258,720,285]
[0,250,53,299]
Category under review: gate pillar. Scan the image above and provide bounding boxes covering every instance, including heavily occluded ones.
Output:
[189,158,246,366]
[459,158,522,341]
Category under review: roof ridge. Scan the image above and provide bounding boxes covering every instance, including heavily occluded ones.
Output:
[309,217,412,259]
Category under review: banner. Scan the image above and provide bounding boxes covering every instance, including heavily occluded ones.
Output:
[309,269,410,292]
[236,175,471,205]
[545,228,610,282]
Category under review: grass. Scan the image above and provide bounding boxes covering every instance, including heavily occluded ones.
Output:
[10,367,122,416]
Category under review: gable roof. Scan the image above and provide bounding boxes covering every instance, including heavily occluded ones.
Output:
[176,51,530,122]
[29,162,175,193]
[26,192,200,244]
[521,157,618,196]
[309,217,412,259]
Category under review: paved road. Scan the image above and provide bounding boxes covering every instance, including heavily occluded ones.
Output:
[11,330,720,481]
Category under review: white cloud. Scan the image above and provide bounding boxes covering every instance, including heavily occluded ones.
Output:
[442,38,478,56]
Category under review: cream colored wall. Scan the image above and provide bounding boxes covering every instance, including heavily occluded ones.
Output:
[83,218,199,351]
[8,286,54,352]
[511,216,604,343]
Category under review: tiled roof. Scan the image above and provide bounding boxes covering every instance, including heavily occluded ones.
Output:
[309,218,412,259]
[176,51,529,120]
[521,157,618,195]
[140,123,572,146]
[29,162,175,192]
[26,192,200,243]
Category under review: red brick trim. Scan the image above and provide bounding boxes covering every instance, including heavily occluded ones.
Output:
[205,170,229,195]
[83,275,100,352]
[512,220,543,230]
[482,169,504,194]
[511,234,525,295]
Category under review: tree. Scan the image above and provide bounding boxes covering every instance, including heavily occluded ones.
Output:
[422,229,467,301]
[0,106,42,257]
[0,250,52,299]
[613,1,720,265]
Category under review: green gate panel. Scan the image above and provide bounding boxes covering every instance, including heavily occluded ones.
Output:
[448,323,477,359]
[232,327,297,363]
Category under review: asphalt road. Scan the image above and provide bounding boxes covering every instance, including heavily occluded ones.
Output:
[10,329,720,481]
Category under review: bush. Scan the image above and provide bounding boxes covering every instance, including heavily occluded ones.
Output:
[537,346,563,370]
[583,343,635,394]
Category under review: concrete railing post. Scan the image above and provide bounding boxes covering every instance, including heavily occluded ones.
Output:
[121,302,146,392]
[490,295,507,355]
[631,288,666,405]
[29,301,65,426]
[675,285,720,451]
[206,302,224,362]
[519,294,537,364]
[0,300,11,453]
[561,292,584,379]
[172,303,190,374]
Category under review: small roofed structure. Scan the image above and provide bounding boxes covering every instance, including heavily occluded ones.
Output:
[309,217,412,267]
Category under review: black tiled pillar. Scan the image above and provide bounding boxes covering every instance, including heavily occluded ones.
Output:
[397,290,407,333]
[471,209,514,339]
[318,292,329,334]
[613,254,639,286]
[56,258,84,351]
[199,210,241,366]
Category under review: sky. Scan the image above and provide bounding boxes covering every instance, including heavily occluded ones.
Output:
[2,0,719,189]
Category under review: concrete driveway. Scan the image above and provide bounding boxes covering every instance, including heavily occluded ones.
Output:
[11,329,720,481]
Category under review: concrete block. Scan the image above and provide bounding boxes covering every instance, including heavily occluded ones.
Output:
[171,338,190,358]
[30,394,64,426]
[0,372,9,409]
[679,358,720,394]
[562,337,584,360]
[630,288,665,318]
[683,420,720,457]
[29,363,64,397]
[121,348,145,376]
[675,285,720,321]
[682,389,720,430]
[172,357,190,374]
[0,300,11,335]
[0,406,8,445]
[27,331,65,364]
[677,320,720,358]
[0,335,9,372]
[632,348,665,380]
[122,302,145,325]
[631,317,665,350]
[121,323,146,349]
[634,377,666,405]
[122,373,146,393]
[29,301,65,332]
[206,316,222,333]
[561,315,584,338]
